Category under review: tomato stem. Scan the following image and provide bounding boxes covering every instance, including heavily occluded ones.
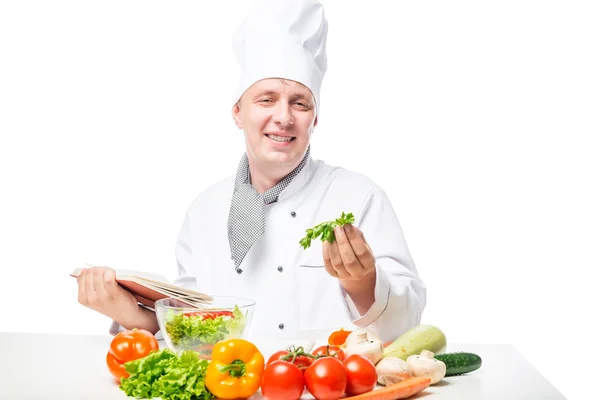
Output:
[282,346,318,361]
[324,344,343,359]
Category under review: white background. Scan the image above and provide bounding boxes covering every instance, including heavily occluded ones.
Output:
[1,1,598,399]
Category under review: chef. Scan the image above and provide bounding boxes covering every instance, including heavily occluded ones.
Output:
[76,0,426,344]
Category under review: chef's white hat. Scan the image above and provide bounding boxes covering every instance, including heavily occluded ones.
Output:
[232,0,328,115]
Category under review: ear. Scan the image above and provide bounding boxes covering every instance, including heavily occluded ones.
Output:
[313,114,319,128]
[232,102,243,129]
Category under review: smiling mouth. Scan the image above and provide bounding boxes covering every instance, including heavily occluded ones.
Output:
[265,134,295,142]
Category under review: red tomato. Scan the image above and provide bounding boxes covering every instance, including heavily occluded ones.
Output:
[312,345,346,361]
[268,350,314,371]
[213,310,234,317]
[261,360,305,400]
[183,310,234,319]
[106,328,159,380]
[184,311,207,318]
[304,357,347,400]
[343,354,378,396]
[267,350,289,364]
[106,352,126,380]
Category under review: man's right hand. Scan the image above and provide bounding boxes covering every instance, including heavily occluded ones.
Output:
[77,266,139,323]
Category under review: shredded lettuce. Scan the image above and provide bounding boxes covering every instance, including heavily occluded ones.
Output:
[119,349,214,400]
[165,306,246,348]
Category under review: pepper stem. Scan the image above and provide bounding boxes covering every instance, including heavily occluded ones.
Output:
[217,359,246,377]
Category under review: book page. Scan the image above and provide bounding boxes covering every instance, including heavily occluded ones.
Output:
[71,266,212,308]
[131,277,212,301]
[71,267,169,283]
[114,269,169,283]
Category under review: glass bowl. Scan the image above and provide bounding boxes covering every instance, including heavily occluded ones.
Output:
[155,295,255,358]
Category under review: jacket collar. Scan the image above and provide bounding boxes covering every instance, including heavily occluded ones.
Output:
[277,152,317,202]
[234,145,315,204]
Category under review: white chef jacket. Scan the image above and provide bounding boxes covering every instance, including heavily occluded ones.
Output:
[170,156,426,344]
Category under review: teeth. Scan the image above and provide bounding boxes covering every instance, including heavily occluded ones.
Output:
[267,134,293,142]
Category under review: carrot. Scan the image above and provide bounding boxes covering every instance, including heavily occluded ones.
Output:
[343,376,431,400]
[328,328,352,346]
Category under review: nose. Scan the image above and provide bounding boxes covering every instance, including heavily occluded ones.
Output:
[273,103,294,127]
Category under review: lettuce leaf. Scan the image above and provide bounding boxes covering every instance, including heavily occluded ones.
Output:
[165,306,246,348]
[119,349,214,400]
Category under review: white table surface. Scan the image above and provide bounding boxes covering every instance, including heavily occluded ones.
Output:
[0,332,565,399]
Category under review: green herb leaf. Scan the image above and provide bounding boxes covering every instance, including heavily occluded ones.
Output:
[299,211,355,250]
[120,349,214,400]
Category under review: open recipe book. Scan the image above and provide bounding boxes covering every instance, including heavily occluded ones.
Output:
[70,267,213,309]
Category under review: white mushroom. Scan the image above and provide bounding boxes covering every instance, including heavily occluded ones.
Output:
[344,328,381,346]
[406,350,446,385]
[344,330,384,365]
[375,357,412,386]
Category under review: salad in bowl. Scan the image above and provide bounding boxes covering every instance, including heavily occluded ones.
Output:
[155,296,255,358]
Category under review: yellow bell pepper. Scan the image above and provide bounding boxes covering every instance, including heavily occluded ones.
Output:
[205,338,265,399]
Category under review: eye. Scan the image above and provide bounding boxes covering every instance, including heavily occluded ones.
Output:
[259,98,273,103]
[294,102,313,110]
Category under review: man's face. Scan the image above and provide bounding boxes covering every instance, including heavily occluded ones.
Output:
[232,78,318,170]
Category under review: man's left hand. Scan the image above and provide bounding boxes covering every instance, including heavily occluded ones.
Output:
[323,224,376,281]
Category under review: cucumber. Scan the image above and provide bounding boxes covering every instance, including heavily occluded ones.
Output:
[383,324,447,360]
[434,352,482,376]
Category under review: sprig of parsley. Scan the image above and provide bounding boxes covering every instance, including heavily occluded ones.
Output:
[299,211,355,250]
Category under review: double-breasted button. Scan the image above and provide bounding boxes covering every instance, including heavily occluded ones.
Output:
[290,211,296,217]
[278,323,284,329]
[277,266,283,272]
[235,268,243,274]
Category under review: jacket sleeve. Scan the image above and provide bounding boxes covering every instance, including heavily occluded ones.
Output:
[339,186,427,343]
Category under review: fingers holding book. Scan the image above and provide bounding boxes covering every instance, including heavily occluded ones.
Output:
[76,266,138,320]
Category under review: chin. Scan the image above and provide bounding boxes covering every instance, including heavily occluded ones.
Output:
[262,148,301,165]
[265,152,295,164]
